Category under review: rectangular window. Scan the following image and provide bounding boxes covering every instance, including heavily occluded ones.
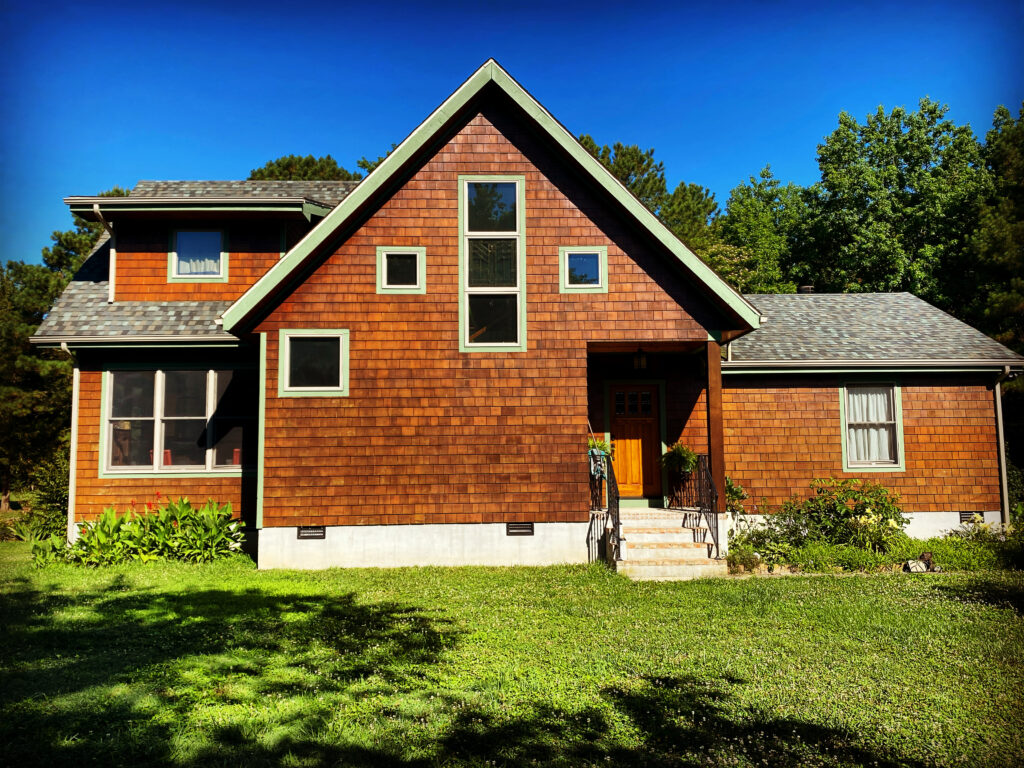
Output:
[841,383,905,471]
[279,329,350,397]
[105,369,255,474]
[376,246,426,294]
[460,176,526,351]
[169,230,228,282]
[559,246,608,293]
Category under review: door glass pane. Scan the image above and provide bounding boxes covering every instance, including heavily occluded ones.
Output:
[614,392,625,415]
[109,420,154,466]
[467,294,518,344]
[567,252,600,285]
[467,182,517,231]
[162,419,207,466]
[288,337,341,388]
[176,231,222,276]
[164,371,208,417]
[385,252,418,286]
[468,239,517,287]
[640,392,652,415]
[628,392,638,414]
[111,372,154,418]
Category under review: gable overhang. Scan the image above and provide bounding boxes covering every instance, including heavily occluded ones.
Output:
[66,196,334,222]
[220,59,763,335]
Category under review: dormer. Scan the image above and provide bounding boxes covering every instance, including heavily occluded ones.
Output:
[66,180,358,302]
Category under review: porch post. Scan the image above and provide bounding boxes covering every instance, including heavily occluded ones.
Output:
[705,340,726,512]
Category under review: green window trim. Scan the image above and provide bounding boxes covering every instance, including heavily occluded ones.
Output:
[839,380,906,473]
[277,329,351,398]
[167,229,229,283]
[376,246,427,294]
[559,246,608,293]
[458,174,527,353]
[98,366,253,479]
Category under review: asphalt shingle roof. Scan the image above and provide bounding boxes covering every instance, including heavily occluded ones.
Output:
[734,292,1023,364]
[131,180,358,208]
[32,236,233,341]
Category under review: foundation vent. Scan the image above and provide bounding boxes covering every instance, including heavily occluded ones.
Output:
[506,522,535,536]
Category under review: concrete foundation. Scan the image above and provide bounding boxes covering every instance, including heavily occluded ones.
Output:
[257,521,591,570]
[731,510,1001,541]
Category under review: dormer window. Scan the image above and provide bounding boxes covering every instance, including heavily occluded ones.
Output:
[169,230,228,282]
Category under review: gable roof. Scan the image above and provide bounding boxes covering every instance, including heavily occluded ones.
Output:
[220,59,763,334]
[729,293,1024,369]
[31,236,235,346]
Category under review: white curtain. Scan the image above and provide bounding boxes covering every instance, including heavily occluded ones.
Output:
[177,256,220,275]
[847,386,895,463]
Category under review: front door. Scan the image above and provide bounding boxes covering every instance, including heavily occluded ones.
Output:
[609,384,662,498]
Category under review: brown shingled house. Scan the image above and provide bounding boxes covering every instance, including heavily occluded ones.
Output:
[32,60,1022,577]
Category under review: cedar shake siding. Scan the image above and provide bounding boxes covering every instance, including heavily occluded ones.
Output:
[113,220,307,302]
[722,375,1001,513]
[255,99,733,528]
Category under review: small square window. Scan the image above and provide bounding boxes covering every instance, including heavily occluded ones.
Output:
[280,330,350,397]
[171,231,225,280]
[559,246,607,293]
[376,247,426,294]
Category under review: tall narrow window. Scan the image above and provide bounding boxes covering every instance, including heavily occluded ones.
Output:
[843,384,903,469]
[460,176,525,351]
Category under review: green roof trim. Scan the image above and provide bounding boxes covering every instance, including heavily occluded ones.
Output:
[220,59,762,333]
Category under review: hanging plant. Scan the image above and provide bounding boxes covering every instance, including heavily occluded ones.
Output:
[661,442,698,475]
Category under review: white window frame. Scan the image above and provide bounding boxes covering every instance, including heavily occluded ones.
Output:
[459,175,527,352]
[840,382,906,472]
[376,246,426,294]
[168,229,228,283]
[102,369,247,476]
[559,246,608,293]
[279,329,350,397]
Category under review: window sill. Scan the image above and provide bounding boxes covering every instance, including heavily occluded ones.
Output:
[99,468,251,479]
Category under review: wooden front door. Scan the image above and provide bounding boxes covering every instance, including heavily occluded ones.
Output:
[609,384,662,498]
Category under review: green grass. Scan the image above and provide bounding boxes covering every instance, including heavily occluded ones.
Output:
[2,543,1023,767]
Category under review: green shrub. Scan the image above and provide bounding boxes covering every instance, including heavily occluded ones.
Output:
[32,497,244,568]
[660,443,698,474]
[725,476,748,517]
[587,436,611,455]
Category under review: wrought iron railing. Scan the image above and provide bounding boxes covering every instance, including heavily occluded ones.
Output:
[588,451,621,564]
[667,454,719,558]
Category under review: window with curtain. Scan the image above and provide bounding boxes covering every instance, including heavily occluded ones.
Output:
[173,231,223,277]
[844,385,899,465]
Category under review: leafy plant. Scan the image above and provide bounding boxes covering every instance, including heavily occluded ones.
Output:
[660,443,698,474]
[587,436,612,455]
[725,476,748,517]
[32,497,244,568]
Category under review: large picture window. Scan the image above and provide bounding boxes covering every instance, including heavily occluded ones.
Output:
[841,383,905,471]
[105,369,256,473]
[459,176,526,351]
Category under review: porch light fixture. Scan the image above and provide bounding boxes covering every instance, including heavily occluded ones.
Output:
[633,349,647,370]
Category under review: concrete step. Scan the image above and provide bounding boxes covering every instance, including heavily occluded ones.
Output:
[624,542,713,561]
[624,531,709,545]
[618,559,729,581]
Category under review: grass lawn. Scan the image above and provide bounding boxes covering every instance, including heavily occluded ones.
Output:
[1,543,1022,767]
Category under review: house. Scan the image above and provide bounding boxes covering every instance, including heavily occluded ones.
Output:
[32,60,1022,577]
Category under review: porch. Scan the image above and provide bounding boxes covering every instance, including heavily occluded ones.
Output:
[586,341,730,580]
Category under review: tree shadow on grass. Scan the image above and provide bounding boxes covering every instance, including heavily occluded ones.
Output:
[0,576,457,766]
[932,577,1024,616]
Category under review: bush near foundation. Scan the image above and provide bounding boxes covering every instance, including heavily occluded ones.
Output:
[32,496,243,567]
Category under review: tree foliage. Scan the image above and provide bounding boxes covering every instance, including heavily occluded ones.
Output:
[578,135,668,213]
[796,98,990,301]
[1,187,126,509]
[660,182,719,254]
[248,154,362,181]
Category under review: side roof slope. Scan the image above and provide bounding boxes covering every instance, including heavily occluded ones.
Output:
[731,292,1023,367]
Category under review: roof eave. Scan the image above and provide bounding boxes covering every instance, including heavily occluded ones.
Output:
[722,358,1024,373]
[30,334,240,348]
[66,197,334,221]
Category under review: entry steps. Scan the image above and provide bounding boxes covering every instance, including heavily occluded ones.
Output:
[616,509,728,581]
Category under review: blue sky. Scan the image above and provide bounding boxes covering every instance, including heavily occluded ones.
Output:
[2,0,1021,266]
